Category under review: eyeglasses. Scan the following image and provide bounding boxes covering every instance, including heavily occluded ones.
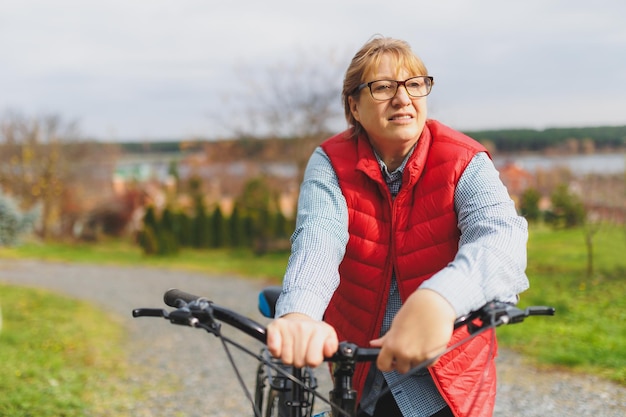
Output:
[356,76,434,101]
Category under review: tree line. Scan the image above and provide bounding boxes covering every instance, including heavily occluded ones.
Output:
[468,125,626,153]
[136,177,295,256]
[116,124,626,158]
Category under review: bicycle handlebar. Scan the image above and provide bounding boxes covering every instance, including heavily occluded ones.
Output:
[162,288,268,343]
[133,288,555,417]
[133,288,555,363]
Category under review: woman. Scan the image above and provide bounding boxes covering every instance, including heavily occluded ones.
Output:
[267,36,529,417]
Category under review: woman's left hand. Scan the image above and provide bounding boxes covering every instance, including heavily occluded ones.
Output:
[370,289,456,373]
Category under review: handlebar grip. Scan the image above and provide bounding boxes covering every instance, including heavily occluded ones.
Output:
[132,308,167,318]
[526,306,556,316]
[163,288,268,344]
[164,288,201,307]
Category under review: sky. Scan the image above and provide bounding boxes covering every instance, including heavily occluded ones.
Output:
[1,0,625,141]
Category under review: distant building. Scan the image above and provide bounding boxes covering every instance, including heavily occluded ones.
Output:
[496,161,535,207]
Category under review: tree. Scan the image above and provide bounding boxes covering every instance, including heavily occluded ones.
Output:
[210,206,227,248]
[192,200,209,249]
[228,203,247,248]
[520,187,542,222]
[0,111,119,239]
[137,206,159,255]
[238,177,278,254]
[547,184,586,228]
[224,49,345,139]
[575,173,626,279]
[217,48,347,184]
[137,205,179,256]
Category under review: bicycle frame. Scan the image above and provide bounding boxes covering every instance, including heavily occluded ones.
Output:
[133,288,555,417]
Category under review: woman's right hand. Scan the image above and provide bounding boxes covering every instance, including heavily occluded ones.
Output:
[266,313,338,368]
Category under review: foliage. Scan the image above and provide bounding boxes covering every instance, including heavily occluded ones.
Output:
[174,210,194,247]
[519,187,541,221]
[0,111,119,239]
[210,206,227,248]
[136,176,294,257]
[545,184,586,228]
[238,177,277,254]
[192,200,210,249]
[136,205,179,256]
[116,125,626,161]
[468,125,626,153]
[228,203,247,248]
[0,190,38,246]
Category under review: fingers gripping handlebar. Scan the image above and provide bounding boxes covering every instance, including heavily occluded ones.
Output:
[133,288,555,417]
[133,288,555,362]
[256,285,555,331]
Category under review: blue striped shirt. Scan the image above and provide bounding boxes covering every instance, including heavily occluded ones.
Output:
[276,144,529,416]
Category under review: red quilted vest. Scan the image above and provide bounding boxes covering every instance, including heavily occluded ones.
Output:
[321,120,497,417]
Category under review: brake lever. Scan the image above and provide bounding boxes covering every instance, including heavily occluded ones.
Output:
[466,302,556,334]
[460,302,522,334]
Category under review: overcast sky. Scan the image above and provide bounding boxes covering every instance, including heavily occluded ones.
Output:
[1,0,625,141]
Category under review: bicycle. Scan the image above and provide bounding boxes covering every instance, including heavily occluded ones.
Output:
[132,287,555,417]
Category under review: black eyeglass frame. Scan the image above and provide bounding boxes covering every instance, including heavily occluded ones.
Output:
[356,76,435,100]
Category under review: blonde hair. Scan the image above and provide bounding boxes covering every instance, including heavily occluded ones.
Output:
[342,36,429,138]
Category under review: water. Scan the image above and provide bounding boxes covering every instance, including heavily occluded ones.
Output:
[493,153,626,175]
[114,151,626,182]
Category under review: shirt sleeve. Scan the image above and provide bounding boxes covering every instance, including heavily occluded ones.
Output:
[419,152,530,317]
[274,147,349,320]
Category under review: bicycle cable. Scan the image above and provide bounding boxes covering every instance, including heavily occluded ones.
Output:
[169,298,329,417]
[134,294,554,417]
[357,313,502,414]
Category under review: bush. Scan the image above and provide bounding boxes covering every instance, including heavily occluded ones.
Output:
[0,190,38,246]
[135,177,296,255]
[520,187,542,222]
[136,205,179,256]
[547,184,586,228]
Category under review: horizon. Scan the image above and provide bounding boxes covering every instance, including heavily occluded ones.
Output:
[105,123,626,144]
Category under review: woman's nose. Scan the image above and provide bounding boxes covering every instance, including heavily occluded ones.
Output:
[392,84,412,106]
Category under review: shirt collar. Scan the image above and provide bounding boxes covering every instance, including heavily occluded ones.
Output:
[373,144,417,177]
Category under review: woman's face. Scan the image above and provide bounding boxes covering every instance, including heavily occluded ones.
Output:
[349,53,428,151]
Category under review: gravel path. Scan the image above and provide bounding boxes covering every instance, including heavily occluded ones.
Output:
[1,259,624,416]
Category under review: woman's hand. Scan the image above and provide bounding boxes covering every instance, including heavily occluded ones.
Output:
[266,313,338,368]
[370,289,456,373]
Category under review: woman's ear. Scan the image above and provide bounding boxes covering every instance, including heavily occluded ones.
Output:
[348,96,360,122]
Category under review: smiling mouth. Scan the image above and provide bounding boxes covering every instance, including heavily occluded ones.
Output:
[389,115,413,121]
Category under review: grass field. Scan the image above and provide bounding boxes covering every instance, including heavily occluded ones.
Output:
[0,223,624,415]
[499,225,626,384]
[0,238,288,281]
[0,285,133,416]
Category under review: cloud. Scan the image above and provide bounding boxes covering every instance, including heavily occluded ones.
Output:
[1,0,625,139]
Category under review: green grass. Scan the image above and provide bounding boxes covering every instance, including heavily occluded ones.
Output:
[0,238,289,282]
[0,284,133,416]
[0,222,624,417]
[498,224,626,385]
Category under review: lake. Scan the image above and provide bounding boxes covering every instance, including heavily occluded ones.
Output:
[115,151,626,182]
[493,153,626,175]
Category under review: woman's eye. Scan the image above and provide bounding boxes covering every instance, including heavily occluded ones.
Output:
[373,83,393,92]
